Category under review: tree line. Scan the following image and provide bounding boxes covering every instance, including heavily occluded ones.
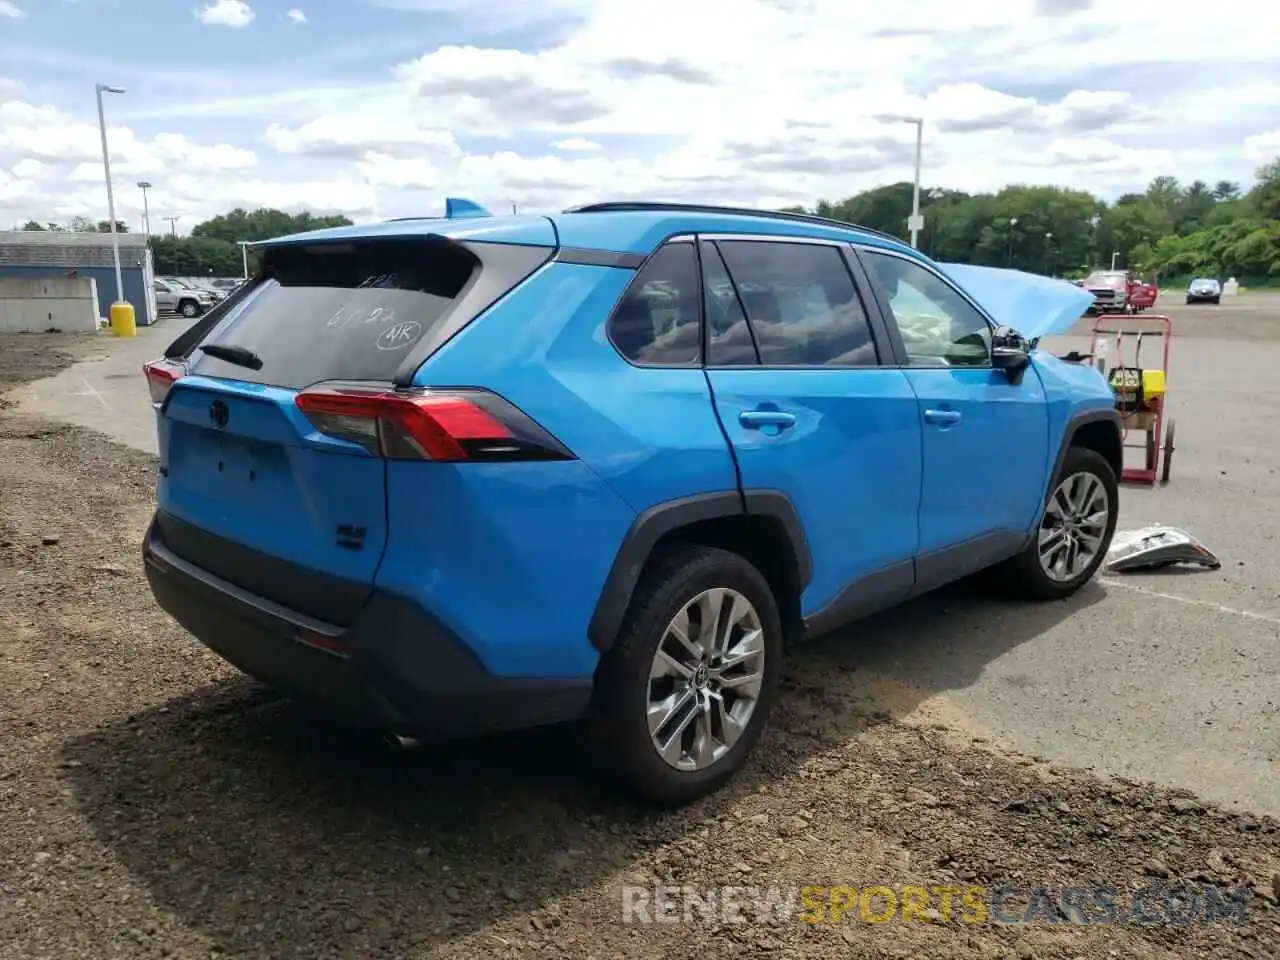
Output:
[784,155,1280,284]
[19,154,1279,283]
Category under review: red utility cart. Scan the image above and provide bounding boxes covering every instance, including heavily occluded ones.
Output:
[1091,313,1174,485]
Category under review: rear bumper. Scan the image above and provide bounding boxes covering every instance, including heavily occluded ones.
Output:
[142,515,593,736]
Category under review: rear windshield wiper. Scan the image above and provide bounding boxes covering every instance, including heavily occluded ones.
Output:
[199,343,263,370]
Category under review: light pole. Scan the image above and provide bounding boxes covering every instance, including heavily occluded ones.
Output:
[876,114,925,247]
[1007,217,1018,267]
[1044,231,1053,275]
[136,181,152,240]
[237,240,250,280]
[1089,213,1101,271]
[165,216,179,240]
[897,117,924,248]
[94,83,126,307]
[1110,251,1120,270]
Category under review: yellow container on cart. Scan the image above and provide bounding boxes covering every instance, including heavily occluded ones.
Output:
[1141,368,1166,403]
[1109,366,1166,410]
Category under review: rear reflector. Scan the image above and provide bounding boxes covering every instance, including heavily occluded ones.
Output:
[294,627,349,658]
[294,385,574,463]
[143,358,186,406]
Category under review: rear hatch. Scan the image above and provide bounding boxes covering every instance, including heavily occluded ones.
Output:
[147,234,541,625]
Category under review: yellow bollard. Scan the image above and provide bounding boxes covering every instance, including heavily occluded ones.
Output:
[109,300,137,338]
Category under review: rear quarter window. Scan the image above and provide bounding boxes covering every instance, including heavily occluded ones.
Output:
[188,238,477,390]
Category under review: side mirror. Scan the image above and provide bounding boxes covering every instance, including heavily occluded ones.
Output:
[991,325,1031,383]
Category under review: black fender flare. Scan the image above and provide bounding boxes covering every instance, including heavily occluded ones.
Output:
[587,489,811,653]
[1045,408,1122,503]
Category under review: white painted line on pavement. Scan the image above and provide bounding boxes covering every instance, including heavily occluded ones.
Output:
[77,374,109,409]
[1101,577,1280,627]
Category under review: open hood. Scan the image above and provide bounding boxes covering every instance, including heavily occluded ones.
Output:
[936,263,1096,341]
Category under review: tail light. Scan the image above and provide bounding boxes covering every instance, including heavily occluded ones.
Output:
[294,385,574,463]
[143,359,186,406]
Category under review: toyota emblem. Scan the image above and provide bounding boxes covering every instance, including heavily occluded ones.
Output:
[209,398,229,429]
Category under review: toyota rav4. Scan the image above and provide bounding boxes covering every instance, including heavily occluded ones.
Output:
[141,199,1122,806]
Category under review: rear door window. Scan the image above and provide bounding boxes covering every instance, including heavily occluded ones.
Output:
[714,240,880,367]
[187,238,477,389]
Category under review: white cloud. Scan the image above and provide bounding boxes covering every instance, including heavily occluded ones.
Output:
[552,138,602,152]
[356,153,440,190]
[196,0,254,28]
[1036,138,1173,177]
[0,77,25,102]
[0,1,24,19]
[12,158,48,179]
[264,116,460,160]
[1245,130,1280,158]
[286,7,306,24]
[2,0,1278,227]
[0,102,258,174]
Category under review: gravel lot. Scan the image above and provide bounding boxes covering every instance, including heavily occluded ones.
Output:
[3,300,1280,960]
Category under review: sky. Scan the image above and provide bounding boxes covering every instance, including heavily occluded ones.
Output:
[1,0,1279,234]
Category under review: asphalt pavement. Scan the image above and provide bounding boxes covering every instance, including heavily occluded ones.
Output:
[11,317,194,454]
[11,296,1280,817]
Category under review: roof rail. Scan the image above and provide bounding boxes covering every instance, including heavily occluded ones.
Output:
[561,201,905,245]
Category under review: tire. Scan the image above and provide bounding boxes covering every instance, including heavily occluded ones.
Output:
[1161,418,1175,485]
[179,299,200,318]
[1004,446,1119,601]
[589,544,784,807]
[1212,297,1220,305]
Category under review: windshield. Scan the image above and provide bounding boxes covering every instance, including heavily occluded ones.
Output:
[1084,272,1126,288]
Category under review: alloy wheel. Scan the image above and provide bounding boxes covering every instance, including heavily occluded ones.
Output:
[646,587,766,772]
[1039,470,1110,582]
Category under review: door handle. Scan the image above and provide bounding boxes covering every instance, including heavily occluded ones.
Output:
[923,408,962,425]
[739,410,796,430]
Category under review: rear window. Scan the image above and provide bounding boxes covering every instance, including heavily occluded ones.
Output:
[188,238,477,389]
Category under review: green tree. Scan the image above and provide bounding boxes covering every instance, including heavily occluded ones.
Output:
[21,220,45,231]
[149,235,245,277]
[1246,158,1280,221]
[1176,180,1216,233]
[191,207,352,245]
[1144,175,1184,222]
[1096,200,1166,269]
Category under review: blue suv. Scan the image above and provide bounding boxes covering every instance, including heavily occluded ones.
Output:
[141,200,1122,806]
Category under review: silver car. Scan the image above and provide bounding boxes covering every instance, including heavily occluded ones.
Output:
[154,278,215,318]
